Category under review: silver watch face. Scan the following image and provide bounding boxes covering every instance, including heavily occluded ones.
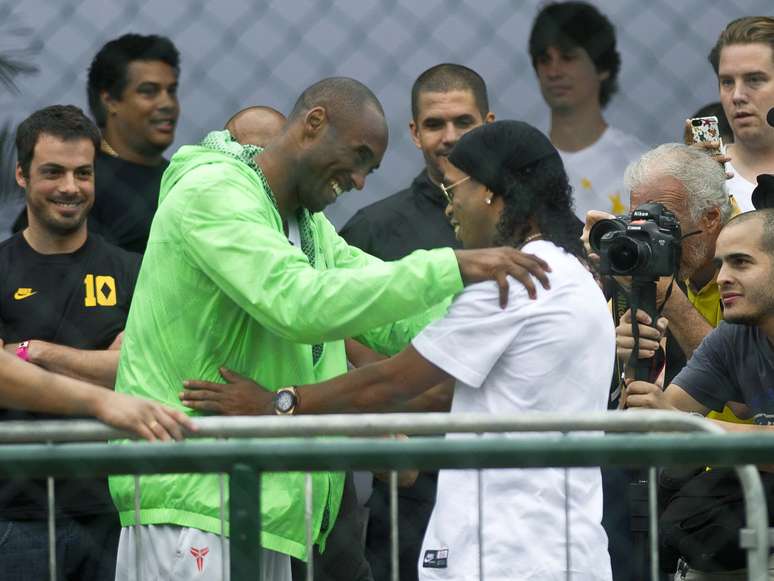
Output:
[275,390,296,413]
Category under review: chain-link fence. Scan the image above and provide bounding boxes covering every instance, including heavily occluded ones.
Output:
[0,0,770,232]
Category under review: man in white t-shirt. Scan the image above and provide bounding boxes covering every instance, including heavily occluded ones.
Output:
[528,2,646,220]
[710,17,774,212]
[413,238,613,581]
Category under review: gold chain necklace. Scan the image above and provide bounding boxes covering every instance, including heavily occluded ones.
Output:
[518,232,543,249]
[101,139,119,158]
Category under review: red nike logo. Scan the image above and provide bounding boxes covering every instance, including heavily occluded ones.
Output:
[190,547,210,572]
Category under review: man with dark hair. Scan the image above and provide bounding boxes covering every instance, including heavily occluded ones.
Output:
[225,105,286,147]
[108,76,550,581]
[12,33,181,253]
[709,16,774,212]
[528,1,646,220]
[86,33,180,165]
[337,63,494,581]
[86,32,180,253]
[626,208,774,578]
[341,63,493,259]
[0,105,143,581]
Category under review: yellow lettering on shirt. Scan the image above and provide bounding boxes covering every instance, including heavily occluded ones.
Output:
[83,274,117,307]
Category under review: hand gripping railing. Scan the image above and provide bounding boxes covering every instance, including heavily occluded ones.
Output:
[0,410,770,581]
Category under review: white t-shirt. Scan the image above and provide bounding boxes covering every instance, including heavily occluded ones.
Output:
[558,127,647,221]
[724,160,756,212]
[413,241,614,581]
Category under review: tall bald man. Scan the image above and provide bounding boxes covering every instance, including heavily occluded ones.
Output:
[110,77,551,581]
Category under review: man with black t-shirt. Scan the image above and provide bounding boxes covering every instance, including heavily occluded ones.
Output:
[84,33,180,254]
[0,105,140,581]
[340,63,492,260]
[12,33,180,254]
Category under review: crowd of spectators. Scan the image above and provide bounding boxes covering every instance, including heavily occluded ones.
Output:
[1,3,774,581]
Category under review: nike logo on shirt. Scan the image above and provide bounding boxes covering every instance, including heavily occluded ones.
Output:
[13,288,37,300]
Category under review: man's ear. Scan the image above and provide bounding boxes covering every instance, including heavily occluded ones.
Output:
[484,111,495,124]
[409,120,422,150]
[703,206,722,234]
[303,106,327,139]
[598,69,611,82]
[15,164,27,190]
[101,90,119,115]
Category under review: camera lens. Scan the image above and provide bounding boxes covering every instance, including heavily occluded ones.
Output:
[589,218,627,252]
[608,238,650,274]
[691,118,702,127]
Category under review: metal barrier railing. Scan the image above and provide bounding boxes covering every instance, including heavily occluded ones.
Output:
[0,411,771,581]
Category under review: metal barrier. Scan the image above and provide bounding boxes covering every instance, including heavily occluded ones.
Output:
[0,411,771,580]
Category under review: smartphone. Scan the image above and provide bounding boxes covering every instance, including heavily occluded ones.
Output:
[688,116,722,155]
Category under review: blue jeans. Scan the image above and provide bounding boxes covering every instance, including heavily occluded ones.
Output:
[0,512,120,581]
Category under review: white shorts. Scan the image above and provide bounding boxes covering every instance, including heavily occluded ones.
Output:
[115,524,291,581]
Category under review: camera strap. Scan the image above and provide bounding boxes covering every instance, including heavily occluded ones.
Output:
[614,276,673,387]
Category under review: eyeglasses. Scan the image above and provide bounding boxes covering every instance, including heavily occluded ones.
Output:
[440,175,470,204]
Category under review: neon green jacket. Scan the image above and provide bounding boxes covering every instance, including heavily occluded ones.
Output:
[109,134,463,560]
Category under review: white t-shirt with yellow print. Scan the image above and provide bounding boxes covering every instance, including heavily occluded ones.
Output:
[558,126,648,221]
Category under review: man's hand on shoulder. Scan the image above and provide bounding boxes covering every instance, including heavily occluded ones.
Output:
[454,247,551,308]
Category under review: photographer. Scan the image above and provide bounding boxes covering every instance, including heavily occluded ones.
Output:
[584,144,733,580]
[588,143,733,387]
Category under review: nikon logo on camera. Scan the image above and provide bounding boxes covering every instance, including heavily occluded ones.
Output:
[589,202,682,278]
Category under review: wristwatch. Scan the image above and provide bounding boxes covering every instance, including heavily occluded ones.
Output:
[273,386,299,415]
[15,341,30,362]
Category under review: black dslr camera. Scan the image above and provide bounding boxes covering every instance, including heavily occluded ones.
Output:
[589,202,681,279]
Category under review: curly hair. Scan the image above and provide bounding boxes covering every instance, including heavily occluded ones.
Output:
[493,157,585,260]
